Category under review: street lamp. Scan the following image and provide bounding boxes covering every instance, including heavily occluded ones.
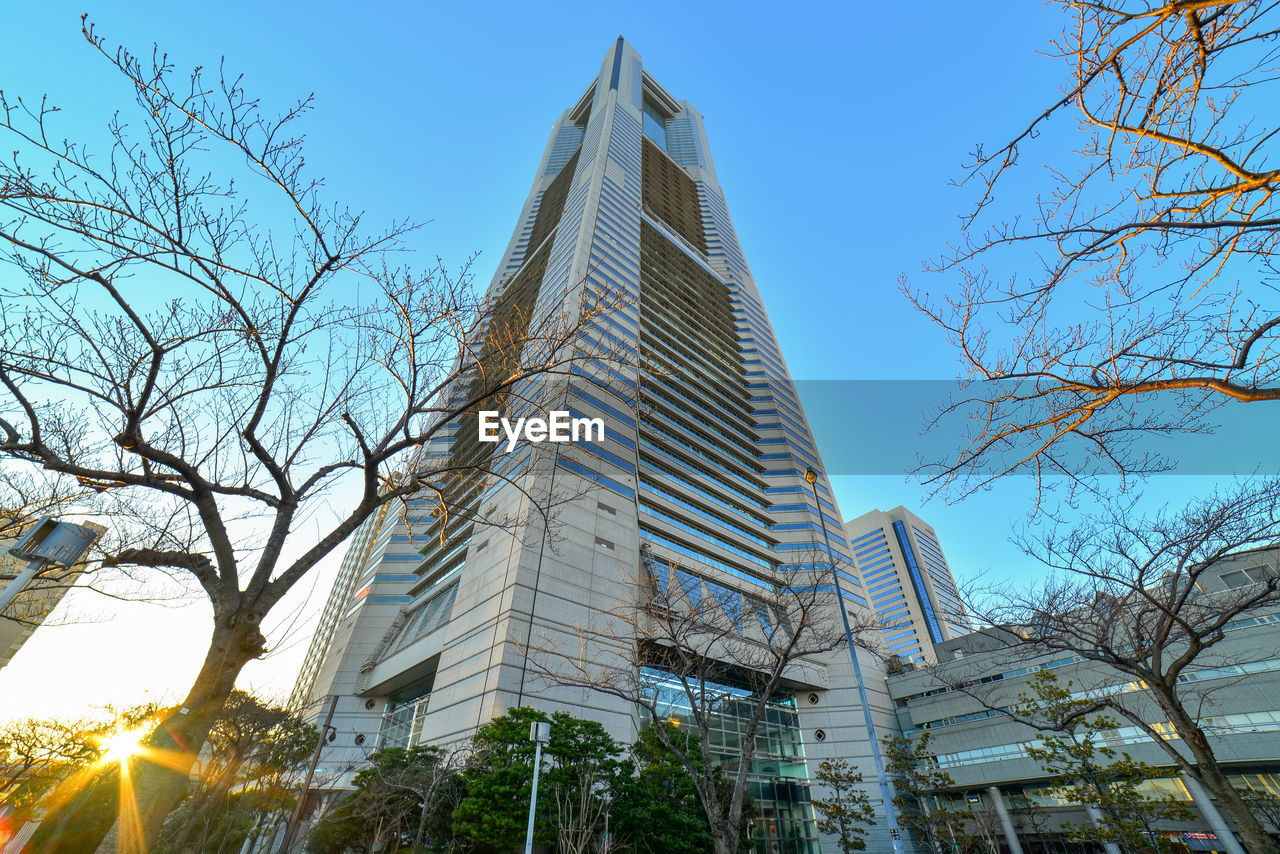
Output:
[280,694,338,853]
[803,469,905,854]
[0,516,104,613]
[524,720,551,854]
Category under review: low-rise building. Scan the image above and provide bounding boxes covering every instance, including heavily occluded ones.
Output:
[885,548,1280,854]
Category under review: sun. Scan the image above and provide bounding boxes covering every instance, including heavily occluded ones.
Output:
[98,727,149,765]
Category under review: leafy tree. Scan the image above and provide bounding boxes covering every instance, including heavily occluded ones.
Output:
[811,758,875,853]
[1017,671,1193,854]
[22,702,168,852]
[611,723,715,854]
[883,732,977,854]
[452,707,624,853]
[307,746,434,854]
[153,691,315,853]
[353,743,469,853]
[0,715,101,815]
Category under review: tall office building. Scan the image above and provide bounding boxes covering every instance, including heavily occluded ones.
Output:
[844,506,970,665]
[294,40,906,854]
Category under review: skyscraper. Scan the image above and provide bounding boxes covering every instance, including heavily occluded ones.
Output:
[843,506,970,664]
[294,39,906,854]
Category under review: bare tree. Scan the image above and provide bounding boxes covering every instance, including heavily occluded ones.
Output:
[0,469,94,542]
[1,471,104,633]
[553,754,615,854]
[0,714,101,813]
[529,545,872,854]
[952,479,1280,853]
[907,0,1280,496]
[0,20,624,851]
[1236,784,1280,835]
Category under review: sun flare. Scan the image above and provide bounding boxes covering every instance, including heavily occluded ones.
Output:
[98,727,148,765]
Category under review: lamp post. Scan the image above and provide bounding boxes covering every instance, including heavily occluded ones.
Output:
[279,695,338,853]
[803,469,904,854]
[524,720,551,854]
[1,516,104,613]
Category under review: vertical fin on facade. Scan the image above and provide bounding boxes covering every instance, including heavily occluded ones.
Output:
[608,36,625,90]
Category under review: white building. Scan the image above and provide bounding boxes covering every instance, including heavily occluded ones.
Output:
[293,40,910,854]
[844,506,970,664]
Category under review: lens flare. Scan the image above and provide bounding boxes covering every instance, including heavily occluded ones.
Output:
[98,727,149,765]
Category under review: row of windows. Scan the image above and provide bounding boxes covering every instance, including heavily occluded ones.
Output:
[647,561,773,634]
[641,416,762,492]
[641,458,766,523]
[901,612,1280,706]
[386,582,459,656]
[744,380,805,429]
[641,481,771,547]
[863,561,898,581]
[868,577,902,595]
[849,528,887,547]
[933,709,1280,769]
[874,592,907,609]
[640,528,773,591]
[860,554,897,576]
[639,502,773,570]
[559,457,635,500]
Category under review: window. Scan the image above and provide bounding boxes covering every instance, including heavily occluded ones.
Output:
[643,100,668,150]
[1219,565,1274,589]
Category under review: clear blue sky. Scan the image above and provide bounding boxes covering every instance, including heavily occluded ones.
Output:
[0,1,1258,718]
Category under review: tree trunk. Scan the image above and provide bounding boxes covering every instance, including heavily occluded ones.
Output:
[711,830,737,854]
[38,616,264,854]
[1159,698,1280,854]
[1188,745,1278,854]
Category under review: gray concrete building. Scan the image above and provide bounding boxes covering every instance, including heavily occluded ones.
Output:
[292,40,909,854]
[886,547,1280,853]
[844,506,970,665]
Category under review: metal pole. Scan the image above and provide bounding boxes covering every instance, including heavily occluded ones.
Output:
[1181,772,1247,854]
[987,786,1025,854]
[806,469,905,854]
[1084,806,1122,854]
[0,558,46,614]
[280,695,337,852]
[524,738,544,854]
